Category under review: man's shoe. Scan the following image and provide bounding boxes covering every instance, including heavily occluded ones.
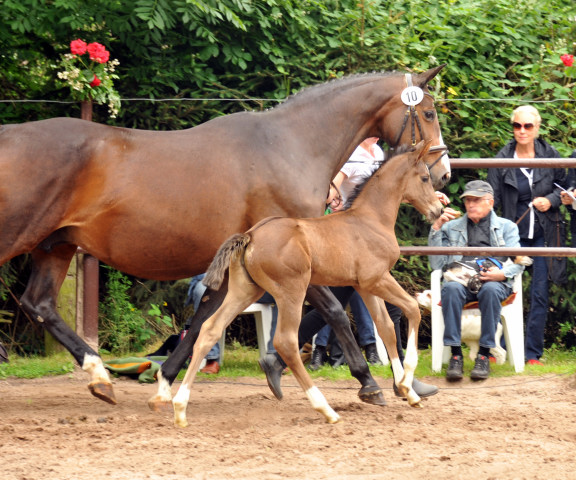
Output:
[470,354,490,380]
[258,354,284,400]
[200,360,220,374]
[364,343,382,366]
[308,345,327,371]
[526,358,543,366]
[446,354,464,382]
[393,378,439,398]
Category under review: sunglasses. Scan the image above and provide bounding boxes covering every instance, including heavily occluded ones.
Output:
[512,122,535,131]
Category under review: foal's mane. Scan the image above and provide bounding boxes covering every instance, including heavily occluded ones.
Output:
[343,144,413,210]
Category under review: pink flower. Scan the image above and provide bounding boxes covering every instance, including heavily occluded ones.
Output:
[70,39,87,55]
[87,42,110,64]
[89,75,101,87]
[561,54,574,67]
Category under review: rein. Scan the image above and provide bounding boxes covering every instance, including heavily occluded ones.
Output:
[390,73,448,171]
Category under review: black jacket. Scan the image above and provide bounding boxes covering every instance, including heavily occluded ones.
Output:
[487,138,567,284]
[565,150,576,247]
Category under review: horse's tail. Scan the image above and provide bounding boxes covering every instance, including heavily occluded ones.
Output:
[204,233,251,290]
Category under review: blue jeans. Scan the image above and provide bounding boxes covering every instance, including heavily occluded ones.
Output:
[315,289,376,348]
[442,280,511,350]
[522,235,549,361]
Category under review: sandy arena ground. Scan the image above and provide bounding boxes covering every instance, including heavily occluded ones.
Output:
[1,370,576,480]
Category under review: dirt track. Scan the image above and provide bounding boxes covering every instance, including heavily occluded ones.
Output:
[1,370,576,480]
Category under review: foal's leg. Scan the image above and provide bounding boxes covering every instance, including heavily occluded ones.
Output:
[358,293,420,406]
[304,285,385,406]
[173,282,264,427]
[149,277,229,412]
[274,296,340,424]
[364,274,424,407]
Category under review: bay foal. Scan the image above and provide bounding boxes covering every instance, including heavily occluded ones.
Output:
[173,141,442,426]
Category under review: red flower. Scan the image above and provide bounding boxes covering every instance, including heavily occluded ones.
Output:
[89,75,101,87]
[561,54,574,67]
[70,39,87,56]
[87,42,110,64]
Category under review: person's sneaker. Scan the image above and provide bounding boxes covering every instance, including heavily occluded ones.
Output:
[364,343,382,366]
[446,354,464,382]
[470,354,490,380]
[308,345,327,371]
[526,358,543,366]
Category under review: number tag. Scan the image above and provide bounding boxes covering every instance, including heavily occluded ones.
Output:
[401,86,424,106]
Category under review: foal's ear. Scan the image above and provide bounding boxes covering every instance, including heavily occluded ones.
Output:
[415,140,433,162]
[415,64,446,88]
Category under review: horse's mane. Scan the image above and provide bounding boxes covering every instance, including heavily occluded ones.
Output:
[271,71,400,111]
[343,144,413,210]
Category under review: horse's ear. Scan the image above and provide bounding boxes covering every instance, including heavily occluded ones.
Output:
[415,140,433,162]
[415,64,446,88]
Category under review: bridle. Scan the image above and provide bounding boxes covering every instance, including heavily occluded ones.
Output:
[390,73,448,171]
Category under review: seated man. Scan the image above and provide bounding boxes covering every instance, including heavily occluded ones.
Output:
[428,180,524,381]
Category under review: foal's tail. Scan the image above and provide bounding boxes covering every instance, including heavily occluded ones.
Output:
[203,233,251,290]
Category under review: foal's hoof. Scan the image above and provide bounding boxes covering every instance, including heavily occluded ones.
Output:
[88,382,117,405]
[358,386,386,406]
[147,396,173,413]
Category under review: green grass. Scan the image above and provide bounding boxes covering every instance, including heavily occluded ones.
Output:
[1,342,575,381]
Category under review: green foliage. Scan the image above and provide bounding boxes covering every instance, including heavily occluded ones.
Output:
[98,267,181,354]
[0,352,75,380]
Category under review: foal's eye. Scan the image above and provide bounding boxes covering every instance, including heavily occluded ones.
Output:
[421,176,430,183]
[424,110,436,121]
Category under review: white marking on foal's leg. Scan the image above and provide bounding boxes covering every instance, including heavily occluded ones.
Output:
[82,353,110,384]
[172,383,191,428]
[306,386,340,424]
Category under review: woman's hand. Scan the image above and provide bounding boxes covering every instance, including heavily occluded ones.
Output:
[533,196,551,212]
[560,191,575,206]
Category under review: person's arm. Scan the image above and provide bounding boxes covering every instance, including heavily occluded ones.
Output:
[326,171,347,210]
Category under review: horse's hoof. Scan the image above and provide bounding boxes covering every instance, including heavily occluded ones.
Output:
[358,386,386,406]
[148,396,173,413]
[88,382,117,405]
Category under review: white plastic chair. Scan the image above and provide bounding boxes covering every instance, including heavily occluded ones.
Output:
[430,269,524,373]
[216,302,275,365]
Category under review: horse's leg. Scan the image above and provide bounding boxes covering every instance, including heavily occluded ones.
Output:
[173,267,264,427]
[304,285,385,406]
[274,296,340,424]
[20,246,116,404]
[149,275,229,412]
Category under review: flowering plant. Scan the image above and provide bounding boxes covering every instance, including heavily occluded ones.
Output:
[560,53,576,81]
[57,39,121,118]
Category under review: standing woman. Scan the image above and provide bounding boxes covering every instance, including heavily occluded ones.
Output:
[487,105,567,366]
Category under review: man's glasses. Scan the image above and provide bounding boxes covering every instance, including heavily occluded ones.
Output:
[512,122,535,131]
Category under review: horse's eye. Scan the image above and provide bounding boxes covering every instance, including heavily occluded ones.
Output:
[424,110,436,121]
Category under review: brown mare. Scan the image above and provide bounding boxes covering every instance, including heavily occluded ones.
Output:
[172,141,442,426]
[0,66,449,408]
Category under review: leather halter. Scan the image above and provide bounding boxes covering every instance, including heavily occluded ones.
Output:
[391,73,448,171]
